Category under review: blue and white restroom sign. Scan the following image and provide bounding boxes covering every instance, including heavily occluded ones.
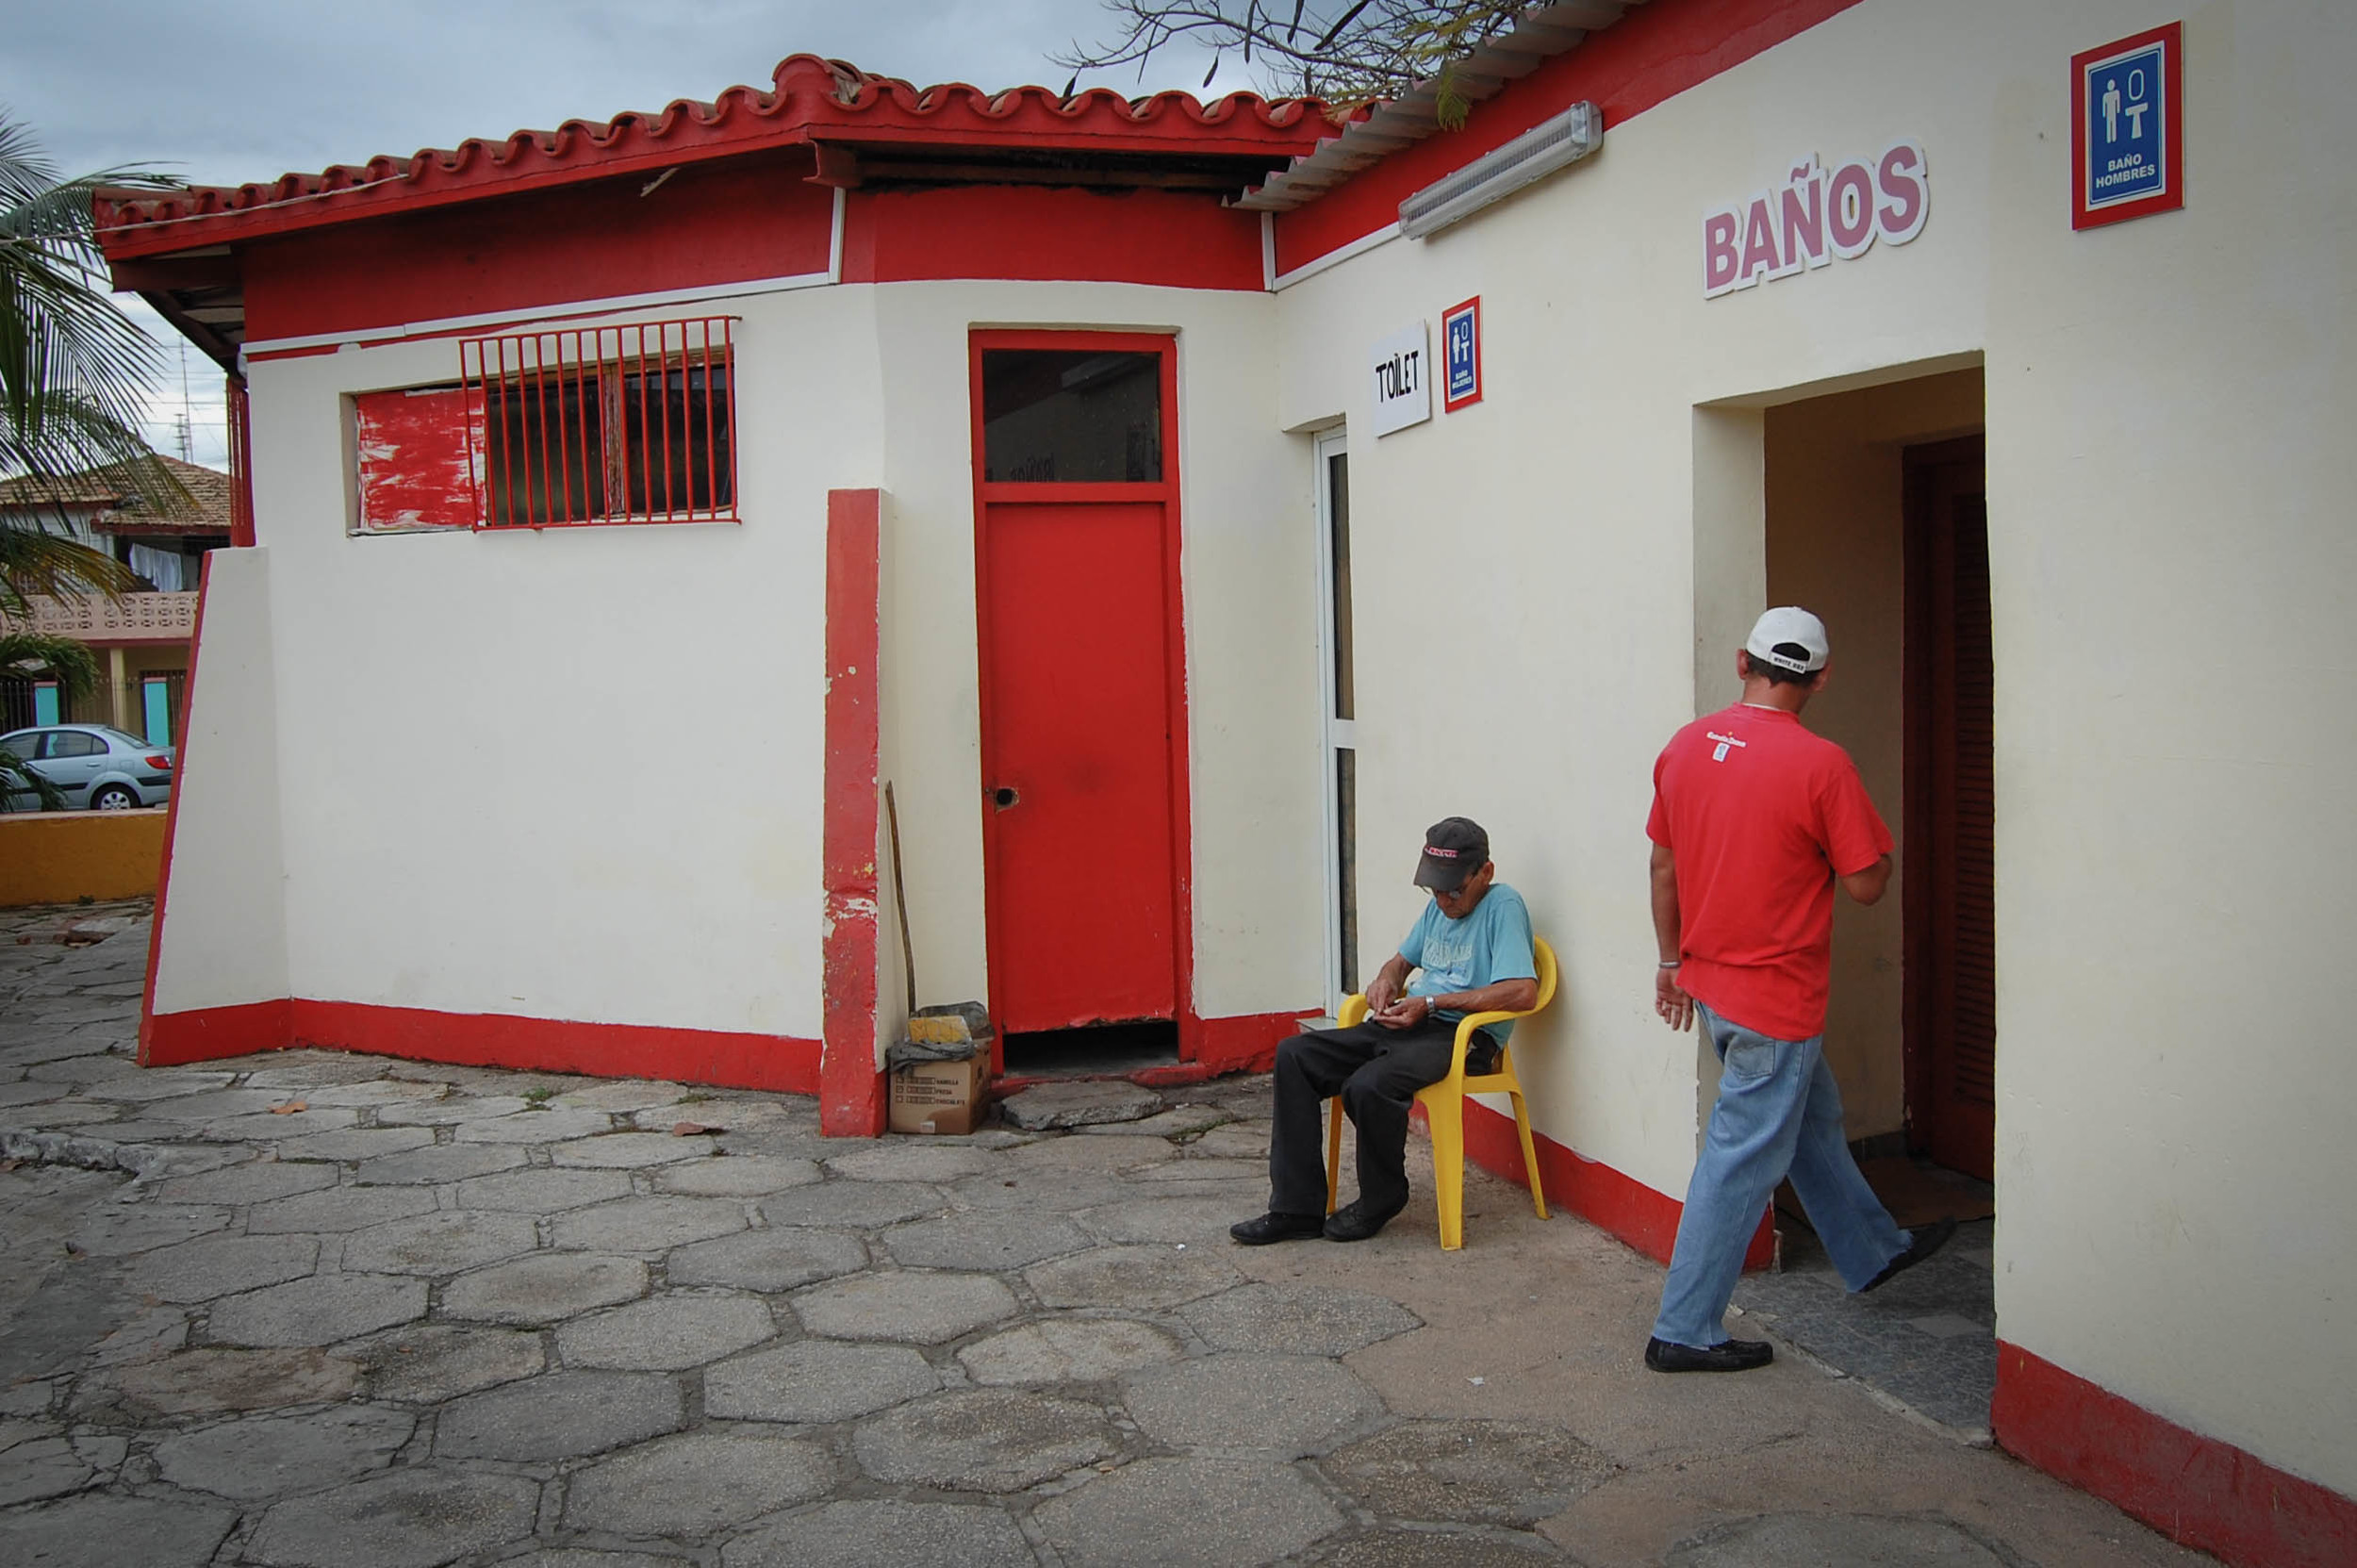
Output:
[1442,296,1482,412]
[2073,22,2184,230]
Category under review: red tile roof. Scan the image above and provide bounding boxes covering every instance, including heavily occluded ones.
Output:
[0,456,232,535]
[97,55,1344,258]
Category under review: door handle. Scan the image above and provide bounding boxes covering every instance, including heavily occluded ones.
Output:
[991,785,1019,810]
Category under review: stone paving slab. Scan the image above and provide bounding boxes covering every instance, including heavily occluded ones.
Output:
[1033,1455,1346,1568]
[0,916,2229,1568]
[435,1369,684,1461]
[242,1466,542,1568]
[0,1491,239,1568]
[958,1315,1185,1385]
[724,1498,1038,1568]
[555,1291,779,1371]
[666,1225,868,1293]
[206,1271,427,1346]
[1000,1080,1163,1129]
[563,1428,833,1535]
[852,1387,1119,1490]
[452,1165,635,1213]
[706,1336,942,1424]
[1024,1242,1244,1309]
[441,1252,648,1325]
[352,1322,547,1403]
[1125,1353,1391,1458]
[151,1404,417,1500]
[791,1268,1020,1344]
[1180,1280,1423,1358]
[653,1153,822,1196]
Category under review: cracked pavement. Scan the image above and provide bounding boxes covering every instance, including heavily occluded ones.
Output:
[0,904,2217,1566]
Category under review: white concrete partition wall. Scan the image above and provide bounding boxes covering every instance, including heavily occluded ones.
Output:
[223,280,887,1047]
[149,546,287,1015]
[1275,0,2357,1509]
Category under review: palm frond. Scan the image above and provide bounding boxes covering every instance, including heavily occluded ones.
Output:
[0,517,140,619]
[0,744,68,813]
[0,629,102,696]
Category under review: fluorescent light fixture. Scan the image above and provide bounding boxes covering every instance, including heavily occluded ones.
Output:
[1397,101,1603,239]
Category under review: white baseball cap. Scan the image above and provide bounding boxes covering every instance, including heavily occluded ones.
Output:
[1745,606,1830,673]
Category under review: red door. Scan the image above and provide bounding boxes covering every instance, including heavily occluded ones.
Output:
[972,334,1186,1036]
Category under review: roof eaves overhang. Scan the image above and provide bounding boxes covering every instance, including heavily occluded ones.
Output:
[1233,0,1650,213]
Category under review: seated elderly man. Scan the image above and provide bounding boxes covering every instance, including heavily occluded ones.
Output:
[1232,817,1539,1245]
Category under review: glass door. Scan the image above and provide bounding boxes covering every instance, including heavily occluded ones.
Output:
[1314,431,1358,1010]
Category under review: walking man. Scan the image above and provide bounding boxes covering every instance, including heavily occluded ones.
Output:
[1232,817,1538,1246]
[1644,607,1954,1372]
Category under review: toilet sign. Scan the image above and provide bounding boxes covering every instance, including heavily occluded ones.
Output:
[2072,22,2183,229]
[1368,322,1431,437]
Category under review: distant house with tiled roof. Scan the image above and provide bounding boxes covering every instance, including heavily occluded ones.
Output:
[0,456,228,735]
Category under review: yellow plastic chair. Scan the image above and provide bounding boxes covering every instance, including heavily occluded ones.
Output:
[1325,936,1558,1251]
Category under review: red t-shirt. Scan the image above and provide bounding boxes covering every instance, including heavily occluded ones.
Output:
[1646,703,1892,1041]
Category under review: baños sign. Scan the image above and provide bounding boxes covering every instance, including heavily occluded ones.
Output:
[1702,142,1929,299]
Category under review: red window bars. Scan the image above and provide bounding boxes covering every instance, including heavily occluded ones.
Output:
[458,317,737,528]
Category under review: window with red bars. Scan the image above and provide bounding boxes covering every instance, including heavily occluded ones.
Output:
[458,318,736,528]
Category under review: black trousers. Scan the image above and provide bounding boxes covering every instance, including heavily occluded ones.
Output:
[1266,1016,1494,1216]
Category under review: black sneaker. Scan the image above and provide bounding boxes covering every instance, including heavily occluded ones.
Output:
[1645,1336,1774,1373]
[1861,1216,1958,1293]
[1323,1196,1407,1242]
[1228,1211,1327,1246]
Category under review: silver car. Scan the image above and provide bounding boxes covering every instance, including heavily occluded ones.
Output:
[0,724,174,810]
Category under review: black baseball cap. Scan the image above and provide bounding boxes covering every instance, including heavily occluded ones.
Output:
[1413,817,1490,892]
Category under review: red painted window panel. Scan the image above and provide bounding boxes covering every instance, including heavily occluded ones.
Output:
[353,386,476,533]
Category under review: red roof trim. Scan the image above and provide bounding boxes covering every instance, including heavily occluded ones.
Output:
[96,55,1340,259]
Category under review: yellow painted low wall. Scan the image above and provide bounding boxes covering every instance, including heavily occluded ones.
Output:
[0,809,168,907]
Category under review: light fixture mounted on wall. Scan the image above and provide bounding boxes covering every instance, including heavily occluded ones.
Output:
[1397,101,1604,239]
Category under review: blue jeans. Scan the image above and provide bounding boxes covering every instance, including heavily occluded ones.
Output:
[1651,1004,1909,1348]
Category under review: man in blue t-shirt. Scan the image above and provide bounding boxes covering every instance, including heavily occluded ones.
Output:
[1233,817,1540,1245]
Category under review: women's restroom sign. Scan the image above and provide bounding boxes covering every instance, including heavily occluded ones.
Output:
[2072,22,2183,230]
[1442,298,1481,412]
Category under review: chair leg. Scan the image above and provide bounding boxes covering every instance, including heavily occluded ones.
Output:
[1426,1090,1466,1251]
[1324,1096,1343,1215]
[1510,1090,1548,1219]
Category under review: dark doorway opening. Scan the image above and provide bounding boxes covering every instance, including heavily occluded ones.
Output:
[1904,436,1996,1184]
[1000,1020,1181,1079]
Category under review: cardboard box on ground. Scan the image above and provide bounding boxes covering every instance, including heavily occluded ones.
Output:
[887,1002,994,1135]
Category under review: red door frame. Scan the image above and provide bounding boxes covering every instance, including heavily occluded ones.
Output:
[966,329,1198,1066]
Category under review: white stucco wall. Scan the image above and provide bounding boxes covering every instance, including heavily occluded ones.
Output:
[239,283,885,1040]
[217,273,1322,1052]
[1272,0,2356,1504]
[1274,0,1993,1203]
[151,546,287,1014]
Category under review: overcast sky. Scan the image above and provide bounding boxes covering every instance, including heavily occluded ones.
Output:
[4,0,1244,470]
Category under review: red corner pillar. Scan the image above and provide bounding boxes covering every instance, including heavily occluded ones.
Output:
[821,489,887,1136]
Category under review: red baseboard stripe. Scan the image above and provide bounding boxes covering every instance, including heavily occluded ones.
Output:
[1993,1342,2357,1568]
[144,997,820,1094]
[1185,1009,1312,1077]
[1457,1098,1772,1268]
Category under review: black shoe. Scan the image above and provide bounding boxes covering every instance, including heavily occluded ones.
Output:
[1861,1215,1958,1293]
[1645,1336,1774,1373]
[1229,1211,1327,1246]
[1323,1197,1406,1242]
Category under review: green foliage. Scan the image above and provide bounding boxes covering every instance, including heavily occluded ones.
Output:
[0,110,184,616]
